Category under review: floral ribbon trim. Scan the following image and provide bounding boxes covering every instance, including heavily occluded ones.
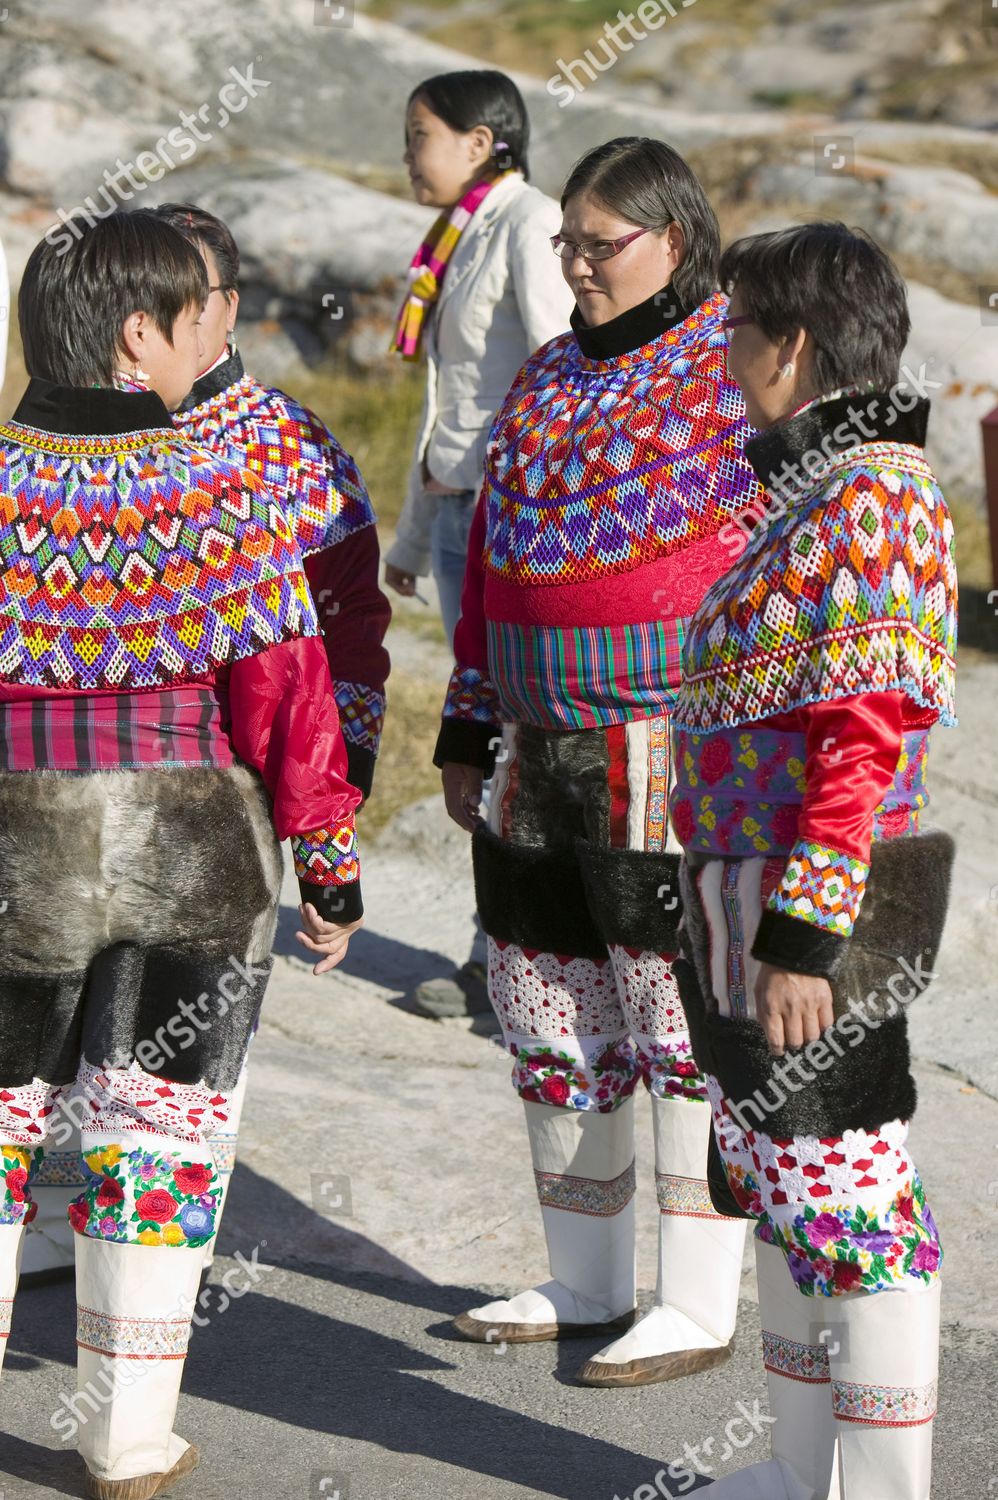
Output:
[655,1172,723,1219]
[534,1159,637,1217]
[76,1306,193,1361]
[832,1377,938,1427]
[0,1144,43,1226]
[762,1330,831,1384]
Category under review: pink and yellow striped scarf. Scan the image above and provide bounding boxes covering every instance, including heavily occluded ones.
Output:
[391,170,516,360]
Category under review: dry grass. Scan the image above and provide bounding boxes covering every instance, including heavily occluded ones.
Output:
[364,0,775,70]
[361,656,445,838]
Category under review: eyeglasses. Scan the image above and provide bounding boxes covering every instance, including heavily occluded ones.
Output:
[721,314,754,344]
[550,228,649,262]
[206,284,234,297]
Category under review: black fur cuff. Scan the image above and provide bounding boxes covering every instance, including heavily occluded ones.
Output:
[433,718,498,776]
[345,743,376,802]
[297,877,364,924]
[471,825,607,960]
[576,840,683,952]
[751,908,849,978]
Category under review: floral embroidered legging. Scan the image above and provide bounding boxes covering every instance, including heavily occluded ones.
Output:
[482,716,706,1112]
[681,852,942,1297]
[489,938,703,1111]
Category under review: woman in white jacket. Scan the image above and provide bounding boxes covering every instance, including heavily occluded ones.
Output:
[386,70,574,1019]
[386,70,574,643]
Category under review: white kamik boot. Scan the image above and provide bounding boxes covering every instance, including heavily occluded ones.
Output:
[578,1095,746,1385]
[828,1277,939,1500]
[454,1096,637,1342]
[706,1240,841,1498]
[75,1236,203,1497]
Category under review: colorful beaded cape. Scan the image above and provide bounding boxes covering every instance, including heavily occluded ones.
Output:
[176,372,376,558]
[0,421,318,691]
[481,292,759,587]
[673,443,957,732]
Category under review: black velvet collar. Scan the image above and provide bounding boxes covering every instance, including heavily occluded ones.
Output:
[745,391,930,490]
[11,377,173,436]
[177,346,245,412]
[571,282,689,360]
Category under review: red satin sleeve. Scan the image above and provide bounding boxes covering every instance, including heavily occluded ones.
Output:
[795,691,905,864]
[226,637,362,902]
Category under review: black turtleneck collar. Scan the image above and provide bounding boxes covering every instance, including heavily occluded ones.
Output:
[12,377,173,437]
[571,283,689,360]
[177,346,245,413]
[745,391,930,491]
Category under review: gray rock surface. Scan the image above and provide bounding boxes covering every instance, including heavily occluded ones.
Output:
[1,0,996,501]
[749,155,998,280]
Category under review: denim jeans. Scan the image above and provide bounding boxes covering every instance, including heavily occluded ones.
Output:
[429,489,477,652]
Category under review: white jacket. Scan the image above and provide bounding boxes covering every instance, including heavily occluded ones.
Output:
[386,171,574,577]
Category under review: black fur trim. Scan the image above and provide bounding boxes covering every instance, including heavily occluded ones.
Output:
[575,839,683,951]
[752,831,955,998]
[14,377,173,437]
[471,825,607,960]
[298,878,364,925]
[0,969,89,1088]
[82,944,273,1094]
[178,347,244,412]
[832,829,954,1022]
[433,719,498,776]
[745,393,929,491]
[673,953,917,1138]
[752,909,848,976]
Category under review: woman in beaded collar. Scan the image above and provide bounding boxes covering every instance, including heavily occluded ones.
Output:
[671,222,956,1499]
[435,138,762,1389]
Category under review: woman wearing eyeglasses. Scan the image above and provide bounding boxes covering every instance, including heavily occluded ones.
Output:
[434,137,761,1388]
[671,223,956,1497]
[385,68,574,1019]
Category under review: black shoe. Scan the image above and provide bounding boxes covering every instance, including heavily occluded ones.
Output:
[414,961,491,1019]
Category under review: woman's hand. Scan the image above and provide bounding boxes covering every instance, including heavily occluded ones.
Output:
[754,962,834,1056]
[296,905,364,976]
[442,761,485,833]
[384,563,417,597]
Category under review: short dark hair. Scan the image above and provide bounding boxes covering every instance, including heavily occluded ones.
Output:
[153,202,240,291]
[718,222,910,393]
[409,70,530,180]
[20,210,208,388]
[560,138,721,312]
